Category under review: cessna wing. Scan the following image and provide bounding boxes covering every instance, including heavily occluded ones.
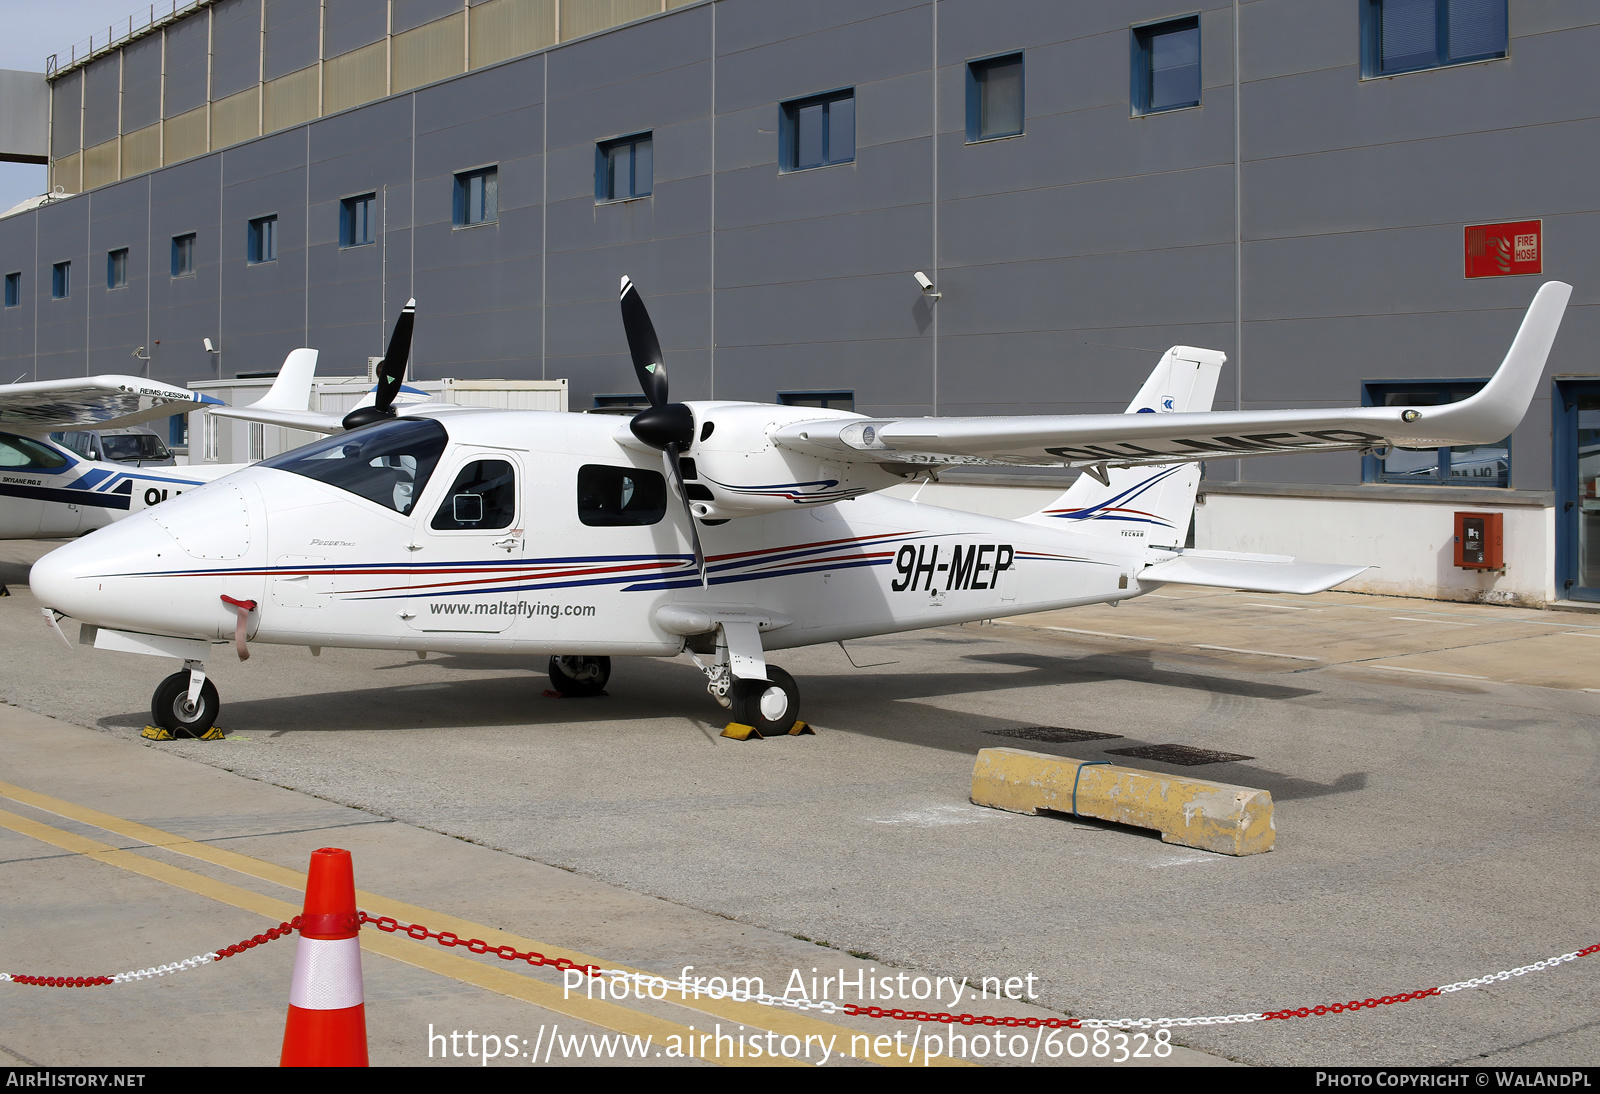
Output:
[772,281,1571,473]
[0,375,220,435]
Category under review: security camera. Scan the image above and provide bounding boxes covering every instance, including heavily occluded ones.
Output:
[913,271,935,292]
[203,338,217,353]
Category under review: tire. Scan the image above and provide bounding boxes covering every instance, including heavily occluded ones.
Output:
[150,671,220,737]
[548,655,611,697]
[730,666,800,736]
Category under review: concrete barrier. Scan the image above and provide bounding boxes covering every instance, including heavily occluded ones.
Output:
[969,747,1275,856]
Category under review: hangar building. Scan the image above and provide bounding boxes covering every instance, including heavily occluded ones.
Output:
[0,0,1595,607]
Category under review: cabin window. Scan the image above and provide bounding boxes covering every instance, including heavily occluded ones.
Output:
[577,464,667,527]
[0,431,70,470]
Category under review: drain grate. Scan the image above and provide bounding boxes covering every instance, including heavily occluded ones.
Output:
[986,726,1124,744]
[1104,744,1254,766]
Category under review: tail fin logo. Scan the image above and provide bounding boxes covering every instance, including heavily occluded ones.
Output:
[1161,396,1175,410]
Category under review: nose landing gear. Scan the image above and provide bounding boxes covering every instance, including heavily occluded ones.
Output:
[548,655,611,697]
[149,660,220,737]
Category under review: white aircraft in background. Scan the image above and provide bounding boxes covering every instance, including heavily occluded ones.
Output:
[29,281,1570,738]
[0,308,423,542]
[0,375,227,541]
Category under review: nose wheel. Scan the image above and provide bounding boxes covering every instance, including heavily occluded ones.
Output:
[150,669,220,737]
[548,655,611,697]
[728,667,801,736]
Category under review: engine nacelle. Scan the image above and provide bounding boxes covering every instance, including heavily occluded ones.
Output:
[676,402,907,518]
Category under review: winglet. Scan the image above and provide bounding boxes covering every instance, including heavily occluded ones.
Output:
[1425,281,1572,443]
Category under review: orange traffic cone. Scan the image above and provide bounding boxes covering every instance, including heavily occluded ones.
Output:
[280,847,368,1067]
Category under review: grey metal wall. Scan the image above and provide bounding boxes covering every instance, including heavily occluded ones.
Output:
[2,0,1596,490]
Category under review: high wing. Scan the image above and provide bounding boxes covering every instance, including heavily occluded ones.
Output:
[0,375,221,434]
[772,281,1571,472]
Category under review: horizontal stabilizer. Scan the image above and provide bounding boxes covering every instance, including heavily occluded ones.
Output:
[1138,550,1367,595]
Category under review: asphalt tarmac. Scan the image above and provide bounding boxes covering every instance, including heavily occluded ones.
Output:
[1,538,1596,1068]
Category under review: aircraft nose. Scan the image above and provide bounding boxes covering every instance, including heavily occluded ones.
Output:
[27,497,247,641]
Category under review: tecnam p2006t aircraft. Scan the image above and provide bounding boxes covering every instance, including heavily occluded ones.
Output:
[30,280,1571,737]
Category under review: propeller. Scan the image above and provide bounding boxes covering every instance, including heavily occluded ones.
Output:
[342,299,416,431]
[619,276,705,586]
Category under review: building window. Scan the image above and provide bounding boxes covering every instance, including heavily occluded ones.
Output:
[172,234,196,277]
[1361,0,1507,77]
[454,167,498,227]
[781,90,854,171]
[596,134,652,203]
[107,248,128,290]
[967,54,1024,142]
[341,193,376,248]
[248,216,278,264]
[51,262,70,299]
[778,391,855,412]
[3,273,17,308]
[1132,15,1201,115]
[1361,381,1510,487]
[168,414,189,451]
[247,422,265,462]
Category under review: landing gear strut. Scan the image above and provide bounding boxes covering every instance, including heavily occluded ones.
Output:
[150,660,220,736]
[548,655,610,697]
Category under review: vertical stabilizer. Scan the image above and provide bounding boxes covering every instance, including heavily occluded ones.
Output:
[1020,346,1224,549]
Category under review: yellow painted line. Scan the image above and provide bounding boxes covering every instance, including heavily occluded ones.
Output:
[0,781,970,1067]
[1392,617,1476,626]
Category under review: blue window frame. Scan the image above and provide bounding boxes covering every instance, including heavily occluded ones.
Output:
[778,391,854,412]
[596,134,653,203]
[781,89,854,171]
[171,233,195,277]
[248,216,277,264]
[1132,15,1201,115]
[51,261,70,299]
[341,193,376,248]
[454,167,498,227]
[1361,380,1510,487]
[967,53,1024,142]
[3,272,18,308]
[107,248,128,290]
[1361,0,1507,77]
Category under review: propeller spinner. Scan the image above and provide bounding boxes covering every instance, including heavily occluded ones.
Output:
[342,299,416,431]
[619,276,705,585]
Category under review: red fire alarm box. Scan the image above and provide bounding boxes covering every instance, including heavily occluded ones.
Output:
[1454,511,1503,570]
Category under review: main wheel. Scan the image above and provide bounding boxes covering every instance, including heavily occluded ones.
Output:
[729,666,800,735]
[548,655,611,697]
[150,671,220,737]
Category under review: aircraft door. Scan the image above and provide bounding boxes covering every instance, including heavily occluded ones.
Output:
[404,450,525,634]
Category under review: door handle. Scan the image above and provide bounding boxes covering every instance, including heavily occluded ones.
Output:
[492,537,520,551]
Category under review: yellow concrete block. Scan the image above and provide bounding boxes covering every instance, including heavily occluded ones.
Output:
[969,747,1275,856]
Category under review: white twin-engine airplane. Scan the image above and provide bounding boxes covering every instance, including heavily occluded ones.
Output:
[29,280,1571,738]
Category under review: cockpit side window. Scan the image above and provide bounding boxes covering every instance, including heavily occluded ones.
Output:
[431,459,516,530]
[0,431,70,470]
[260,417,447,514]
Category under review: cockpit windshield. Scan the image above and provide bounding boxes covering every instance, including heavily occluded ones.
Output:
[260,417,447,514]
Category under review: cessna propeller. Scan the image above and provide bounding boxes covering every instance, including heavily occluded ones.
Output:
[341,299,416,431]
[619,276,706,585]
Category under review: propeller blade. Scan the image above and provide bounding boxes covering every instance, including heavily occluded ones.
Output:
[665,442,706,587]
[373,298,416,414]
[619,276,668,408]
[343,299,414,431]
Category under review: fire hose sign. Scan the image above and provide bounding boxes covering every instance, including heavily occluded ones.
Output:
[1465,219,1542,278]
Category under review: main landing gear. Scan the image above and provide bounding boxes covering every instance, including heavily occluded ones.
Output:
[149,659,219,737]
[690,620,808,738]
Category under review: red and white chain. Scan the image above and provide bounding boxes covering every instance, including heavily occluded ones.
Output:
[2,917,301,988]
